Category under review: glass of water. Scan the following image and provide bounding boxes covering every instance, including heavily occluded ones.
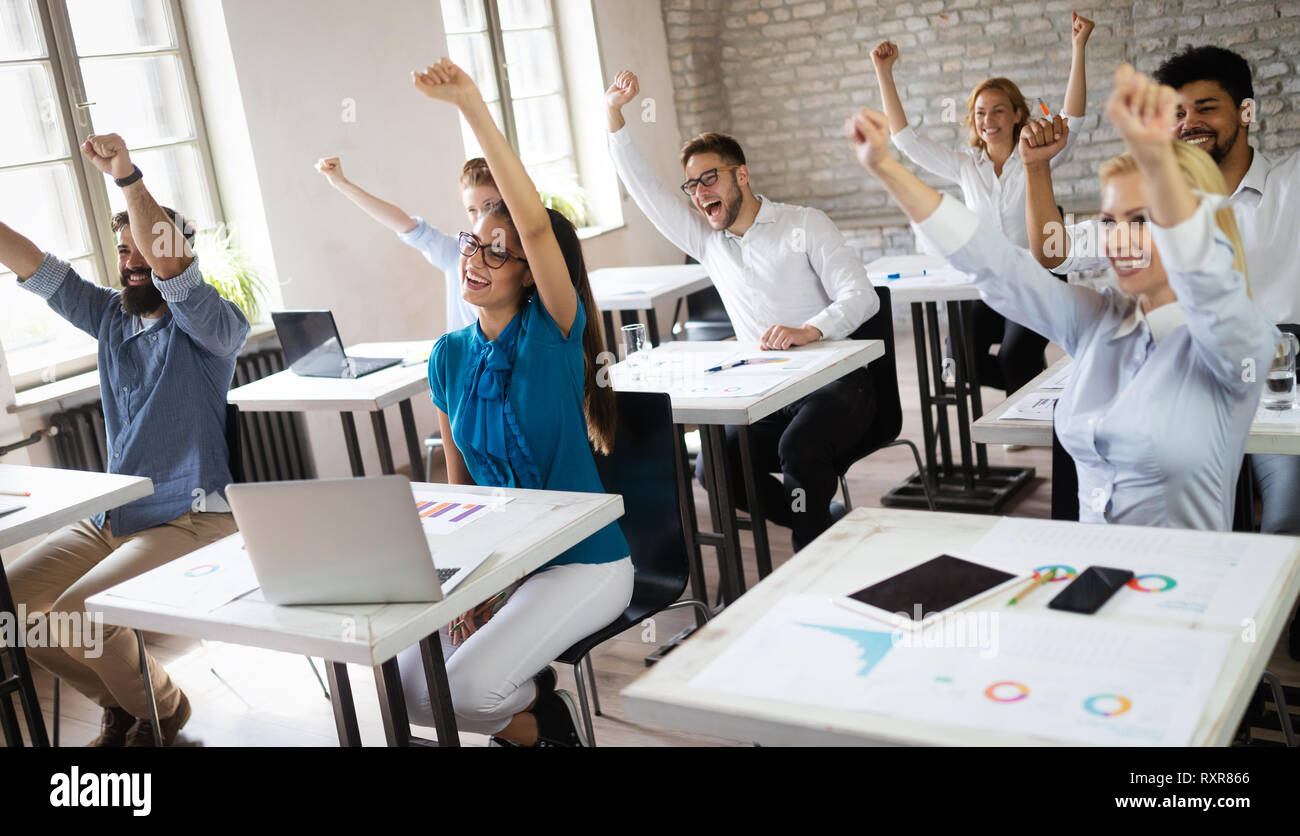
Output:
[621,322,648,381]
[1263,332,1299,410]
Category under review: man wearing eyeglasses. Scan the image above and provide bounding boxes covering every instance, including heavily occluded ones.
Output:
[605,71,881,551]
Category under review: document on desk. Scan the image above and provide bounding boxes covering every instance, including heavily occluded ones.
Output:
[704,347,839,375]
[967,517,1295,628]
[1040,365,1073,390]
[413,489,513,536]
[688,595,1228,745]
[105,535,261,612]
[611,361,785,398]
[1000,390,1058,421]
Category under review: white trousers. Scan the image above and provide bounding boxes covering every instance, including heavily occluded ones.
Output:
[398,557,633,735]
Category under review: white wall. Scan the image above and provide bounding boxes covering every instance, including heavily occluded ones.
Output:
[182,0,688,477]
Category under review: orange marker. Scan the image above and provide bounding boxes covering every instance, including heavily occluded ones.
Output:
[1038,98,1051,117]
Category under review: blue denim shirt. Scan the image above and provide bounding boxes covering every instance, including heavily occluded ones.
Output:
[20,254,251,536]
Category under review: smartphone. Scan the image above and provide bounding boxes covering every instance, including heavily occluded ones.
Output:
[1047,566,1134,614]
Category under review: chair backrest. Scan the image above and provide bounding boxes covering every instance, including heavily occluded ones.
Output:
[593,391,690,604]
[225,403,246,485]
[835,286,903,472]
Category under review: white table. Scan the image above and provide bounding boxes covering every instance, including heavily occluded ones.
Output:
[0,464,153,747]
[974,357,1300,455]
[86,482,623,747]
[589,264,713,347]
[227,340,434,480]
[612,339,883,605]
[867,255,1035,514]
[622,507,1300,746]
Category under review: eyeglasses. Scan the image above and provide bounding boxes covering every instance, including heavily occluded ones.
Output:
[458,231,527,269]
[680,165,742,196]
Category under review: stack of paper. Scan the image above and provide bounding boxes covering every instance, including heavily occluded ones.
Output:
[1001,391,1058,421]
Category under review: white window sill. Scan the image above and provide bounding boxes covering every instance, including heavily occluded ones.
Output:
[577,222,625,241]
[8,321,279,415]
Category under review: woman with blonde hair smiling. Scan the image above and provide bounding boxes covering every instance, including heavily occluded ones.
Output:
[872,13,1095,401]
[847,64,1276,530]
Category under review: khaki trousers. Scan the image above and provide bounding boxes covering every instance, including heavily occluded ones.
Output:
[6,511,237,720]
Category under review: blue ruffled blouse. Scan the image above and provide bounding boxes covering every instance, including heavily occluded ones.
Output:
[429,294,629,566]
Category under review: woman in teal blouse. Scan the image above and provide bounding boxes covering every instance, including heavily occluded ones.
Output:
[397,58,632,747]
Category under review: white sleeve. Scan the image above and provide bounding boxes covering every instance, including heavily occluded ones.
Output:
[607,127,710,261]
[891,125,968,184]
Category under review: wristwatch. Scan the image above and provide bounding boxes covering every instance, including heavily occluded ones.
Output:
[114,165,143,188]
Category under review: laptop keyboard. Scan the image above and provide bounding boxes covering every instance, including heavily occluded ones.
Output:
[438,567,460,584]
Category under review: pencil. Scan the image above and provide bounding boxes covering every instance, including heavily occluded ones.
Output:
[1007,568,1057,606]
[0,490,30,497]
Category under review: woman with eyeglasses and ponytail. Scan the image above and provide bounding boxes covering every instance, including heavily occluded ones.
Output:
[396,57,631,747]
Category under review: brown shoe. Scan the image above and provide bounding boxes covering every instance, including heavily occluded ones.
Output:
[87,706,136,747]
[126,692,191,747]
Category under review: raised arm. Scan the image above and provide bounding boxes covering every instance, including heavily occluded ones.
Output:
[848,108,1107,355]
[604,71,710,261]
[315,157,419,234]
[413,58,577,335]
[0,223,45,279]
[82,134,193,279]
[1062,13,1095,119]
[1108,64,1272,387]
[1021,116,1071,269]
[871,41,908,135]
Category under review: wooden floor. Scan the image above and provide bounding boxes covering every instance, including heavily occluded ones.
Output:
[6,327,1298,747]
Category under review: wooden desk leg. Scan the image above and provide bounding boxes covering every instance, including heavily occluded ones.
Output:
[0,556,49,746]
[339,412,366,477]
[418,635,460,747]
[701,425,745,604]
[399,399,427,482]
[134,630,163,747]
[373,657,411,747]
[326,662,362,747]
[737,426,772,579]
[370,410,397,476]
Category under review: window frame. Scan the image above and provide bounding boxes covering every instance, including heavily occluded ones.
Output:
[2,0,225,391]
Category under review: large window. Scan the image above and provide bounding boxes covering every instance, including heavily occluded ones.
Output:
[441,0,589,217]
[0,0,219,385]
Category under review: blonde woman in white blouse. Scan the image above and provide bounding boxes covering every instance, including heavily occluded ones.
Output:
[848,64,1276,531]
[872,13,1094,398]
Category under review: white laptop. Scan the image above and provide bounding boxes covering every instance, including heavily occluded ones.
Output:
[226,476,495,606]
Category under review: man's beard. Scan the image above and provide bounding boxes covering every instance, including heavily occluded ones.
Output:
[1207,123,1240,163]
[719,189,743,229]
[120,271,164,316]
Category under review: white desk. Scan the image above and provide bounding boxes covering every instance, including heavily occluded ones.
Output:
[227,340,434,480]
[974,356,1300,456]
[0,464,154,747]
[866,255,1034,514]
[589,264,713,346]
[611,340,883,604]
[86,482,623,747]
[622,507,1300,746]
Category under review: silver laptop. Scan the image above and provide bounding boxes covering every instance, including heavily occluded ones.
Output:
[226,476,494,605]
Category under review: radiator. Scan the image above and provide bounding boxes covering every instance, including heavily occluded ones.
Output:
[50,348,313,482]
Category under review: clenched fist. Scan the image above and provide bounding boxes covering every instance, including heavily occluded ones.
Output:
[81,133,134,181]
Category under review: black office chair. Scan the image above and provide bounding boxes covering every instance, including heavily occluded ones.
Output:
[554,391,710,746]
[677,255,733,342]
[834,287,935,512]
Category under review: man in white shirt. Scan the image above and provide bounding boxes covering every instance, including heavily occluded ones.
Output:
[604,71,881,550]
[1024,46,1300,543]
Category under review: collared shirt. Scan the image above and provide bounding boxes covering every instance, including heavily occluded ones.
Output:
[607,126,879,341]
[920,194,1276,531]
[397,216,479,332]
[20,255,251,536]
[1058,147,1300,324]
[892,114,1080,248]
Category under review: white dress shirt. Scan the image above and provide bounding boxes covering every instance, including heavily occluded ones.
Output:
[606,127,879,341]
[891,114,1080,248]
[1059,147,1300,324]
[920,194,1276,531]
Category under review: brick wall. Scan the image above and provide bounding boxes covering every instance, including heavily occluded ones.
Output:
[657,0,1300,260]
